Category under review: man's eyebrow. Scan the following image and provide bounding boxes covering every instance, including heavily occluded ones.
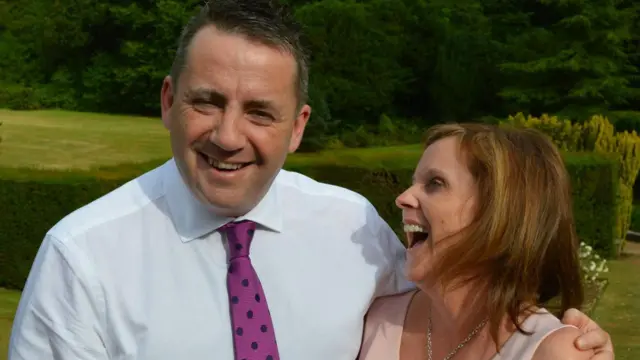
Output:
[245,99,276,111]
[184,87,226,104]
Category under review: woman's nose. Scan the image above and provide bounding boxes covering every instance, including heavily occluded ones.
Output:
[395,188,419,209]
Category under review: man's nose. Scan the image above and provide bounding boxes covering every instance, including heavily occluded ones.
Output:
[210,110,246,152]
[395,187,419,209]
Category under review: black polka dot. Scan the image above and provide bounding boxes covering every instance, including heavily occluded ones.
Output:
[266,356,273,360]
[228,264,234,273]
[242,279,249,287]
[261,325,268,332]
[231,296,239,304]
[236,327,243,336]
[255,294,261,302]
[251,342,258,350]
[247,310,254,319]
[235,243,243,250]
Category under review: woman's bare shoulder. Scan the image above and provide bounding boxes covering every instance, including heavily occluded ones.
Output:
[366,290,418,320]
[532,326,594,360]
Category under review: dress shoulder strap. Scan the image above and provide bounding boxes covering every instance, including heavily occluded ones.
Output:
[493,309,575,360]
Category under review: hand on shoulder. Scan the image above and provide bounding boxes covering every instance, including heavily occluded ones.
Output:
[532,326,595,360]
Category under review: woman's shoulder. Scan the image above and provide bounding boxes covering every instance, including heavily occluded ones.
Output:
[358,290,418,360]
[367,289,418,320]
[532,325,594,360]
[499,308,593,360]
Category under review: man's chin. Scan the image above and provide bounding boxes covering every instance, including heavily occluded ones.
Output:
[200,198,252,218]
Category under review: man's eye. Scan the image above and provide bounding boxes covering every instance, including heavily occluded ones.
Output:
[192,100,218,112]
[250,110,273,120]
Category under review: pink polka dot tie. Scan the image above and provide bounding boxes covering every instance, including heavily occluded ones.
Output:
[221,221,280,360]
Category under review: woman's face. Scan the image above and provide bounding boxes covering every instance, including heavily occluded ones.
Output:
[396,136,478,281]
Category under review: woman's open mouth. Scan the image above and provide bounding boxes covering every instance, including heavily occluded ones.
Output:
[404,223,430,248]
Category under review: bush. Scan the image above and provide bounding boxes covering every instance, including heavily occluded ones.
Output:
[630,204,640,233]
[0,83,77,110]
[579,242,609,284]
[0,150,619,290]
[563,152,620,258]
[504,113,640,256]
[337,115,424,148]
[608,111,640,134]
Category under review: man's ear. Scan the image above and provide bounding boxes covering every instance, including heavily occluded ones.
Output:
[160,76,175,130]
[288,104,312,153]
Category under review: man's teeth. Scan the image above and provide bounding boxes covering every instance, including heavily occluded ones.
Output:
[403,224,426,233]
[208,158,244,170]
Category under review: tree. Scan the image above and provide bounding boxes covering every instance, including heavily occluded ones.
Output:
[499,0,638,116]
[294,0,410,123]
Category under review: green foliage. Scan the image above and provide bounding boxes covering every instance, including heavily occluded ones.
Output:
[1,0,639,139]
[498,0,638,114]
[294,0,411,122]
[609,111,640,134]
[504,113,640,255]
[0,150,619,289]
[563,152,619,258]
[630,204,640,233]
[337,115,423,148]
[296,81,338,152]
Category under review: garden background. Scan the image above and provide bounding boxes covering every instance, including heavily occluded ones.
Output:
[0,0,640,358]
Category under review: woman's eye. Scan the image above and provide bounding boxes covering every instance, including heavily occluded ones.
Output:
[426,177,445,189]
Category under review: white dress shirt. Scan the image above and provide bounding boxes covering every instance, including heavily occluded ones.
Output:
[8,158,413,360]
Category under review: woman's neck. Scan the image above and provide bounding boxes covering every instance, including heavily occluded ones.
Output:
[419,280,490,341]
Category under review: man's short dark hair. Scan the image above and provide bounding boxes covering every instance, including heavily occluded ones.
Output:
[170,0,309,106]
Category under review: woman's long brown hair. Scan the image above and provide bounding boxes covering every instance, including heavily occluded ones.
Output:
[421,123,584,349]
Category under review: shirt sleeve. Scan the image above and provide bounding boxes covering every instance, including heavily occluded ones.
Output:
[8,233,109,360]
[365,204,416,299]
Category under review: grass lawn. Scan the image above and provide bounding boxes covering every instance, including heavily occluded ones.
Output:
[0,109,423,171]
[591,243,640,360]
[0,109,170,169]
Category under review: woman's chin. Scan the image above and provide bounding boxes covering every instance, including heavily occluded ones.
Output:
[405,244,431,282]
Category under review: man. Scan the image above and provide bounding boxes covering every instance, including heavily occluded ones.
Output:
[9,1,613,359]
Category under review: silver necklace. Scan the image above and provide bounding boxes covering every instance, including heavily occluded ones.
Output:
[426,306,488,360]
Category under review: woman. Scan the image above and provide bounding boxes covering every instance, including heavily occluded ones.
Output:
[359,123,594,360]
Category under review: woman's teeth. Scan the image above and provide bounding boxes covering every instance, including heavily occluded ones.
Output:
[403,224,426,233]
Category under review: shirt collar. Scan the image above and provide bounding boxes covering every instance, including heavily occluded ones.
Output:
[163,159,283,242]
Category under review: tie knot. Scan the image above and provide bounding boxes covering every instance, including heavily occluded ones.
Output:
[220,220,256,259]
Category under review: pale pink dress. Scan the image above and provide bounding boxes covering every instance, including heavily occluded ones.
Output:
[358,290,575,360]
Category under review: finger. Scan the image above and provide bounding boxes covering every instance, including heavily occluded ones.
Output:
[591,350,615,360]
[576,330,612,351]
[562,308,592,330]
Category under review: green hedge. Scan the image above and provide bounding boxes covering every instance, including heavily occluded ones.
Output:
[562,153,619,258]
[0,152,619,290]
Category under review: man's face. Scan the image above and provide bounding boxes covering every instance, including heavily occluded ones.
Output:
[161,25,311,217]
